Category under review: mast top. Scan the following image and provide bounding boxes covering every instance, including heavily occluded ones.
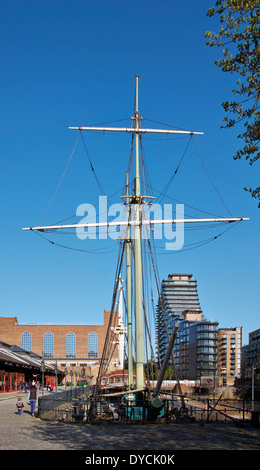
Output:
[69,75,203,136]
[135,75,139,114]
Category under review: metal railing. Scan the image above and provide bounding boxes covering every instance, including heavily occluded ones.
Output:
[37,390,260,426]
[37,385,91,418]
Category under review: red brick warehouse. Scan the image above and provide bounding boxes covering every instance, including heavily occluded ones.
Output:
[0,312,119,385]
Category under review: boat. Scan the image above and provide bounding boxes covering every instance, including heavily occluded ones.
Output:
[23,76,249,422]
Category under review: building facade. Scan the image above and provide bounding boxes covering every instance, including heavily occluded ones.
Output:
[0,340,64,392]
[243,328,260,378]
[156,273,202,366]
[156,273,242,383]
[0,311,118,384]
[218,327,243,383]
[168,312,219,380]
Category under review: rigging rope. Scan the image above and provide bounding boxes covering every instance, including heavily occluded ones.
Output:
[45,185,126,227]
[156,136,192,205]
[80,131,106,196]
[146,235,184,399]
[38,132,81,226]
[93,240,126,400]
[141,180,227,218]
[32,230,119,255]
[143,116,192,132]
[191,136,233,217]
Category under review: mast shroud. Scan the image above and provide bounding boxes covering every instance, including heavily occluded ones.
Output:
[22,76,250,399]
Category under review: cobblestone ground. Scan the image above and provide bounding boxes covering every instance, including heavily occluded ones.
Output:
[1,393,260,451]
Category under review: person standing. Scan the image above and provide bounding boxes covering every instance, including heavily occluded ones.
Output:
[16,397,24,415]
[27,380,37,416]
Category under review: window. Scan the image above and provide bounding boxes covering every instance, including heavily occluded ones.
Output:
[21,332,31,352]
[44,332,54,358]
[66,332,76,358]
[88,332,98,358]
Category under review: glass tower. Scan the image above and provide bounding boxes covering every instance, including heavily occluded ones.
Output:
[156,273,219,380]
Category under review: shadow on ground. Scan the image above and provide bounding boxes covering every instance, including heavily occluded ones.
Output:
[24,420,260,450]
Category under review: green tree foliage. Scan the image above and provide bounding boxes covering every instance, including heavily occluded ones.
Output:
[165,366,175,380]
[144,359,159,380]
[205,0,260,206]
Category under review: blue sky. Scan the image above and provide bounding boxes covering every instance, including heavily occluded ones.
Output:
[0,0,259,346]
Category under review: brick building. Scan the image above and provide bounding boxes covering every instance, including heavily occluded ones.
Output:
[0,312,118,385]
[218,327,243,384]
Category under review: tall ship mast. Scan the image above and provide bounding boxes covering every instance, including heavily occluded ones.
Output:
[23,76,249,408]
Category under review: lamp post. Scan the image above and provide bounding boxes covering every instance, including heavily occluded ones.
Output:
[64,363,67,392]
[55,359,58,393]
[70,365,73,389]
[41,353,45,397]
[252,364,255,411]
[213,370,216,405]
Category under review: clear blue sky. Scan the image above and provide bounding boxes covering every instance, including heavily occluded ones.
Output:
[0,0,259,346]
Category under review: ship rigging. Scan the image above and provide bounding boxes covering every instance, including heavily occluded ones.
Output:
[23,76,249,418]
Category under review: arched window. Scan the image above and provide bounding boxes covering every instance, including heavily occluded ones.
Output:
[44,332,54,358]
[66,332,76,358]
[21,332,31,352]
[88,332,98,358]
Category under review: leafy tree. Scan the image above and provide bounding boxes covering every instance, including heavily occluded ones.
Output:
[205,0,260,206]
[165,366,175,380]
[144,359,159,380]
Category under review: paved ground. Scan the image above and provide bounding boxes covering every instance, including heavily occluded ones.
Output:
[0,391,259,451]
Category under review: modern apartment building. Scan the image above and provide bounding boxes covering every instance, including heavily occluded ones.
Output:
[243,328,260,378]
[156,273,219,380]
[218,327,243,383]
[156,273,202,366]
[156,273,242,382]
[167,312,219,380]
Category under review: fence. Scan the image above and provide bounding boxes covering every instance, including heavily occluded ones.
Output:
[171,396,260,425]
[37,390,260,427]
[37,385,91,418]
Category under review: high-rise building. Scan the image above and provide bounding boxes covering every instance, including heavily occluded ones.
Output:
[156,273,219,381]
[156,273,244,383]
[156,274,202,366]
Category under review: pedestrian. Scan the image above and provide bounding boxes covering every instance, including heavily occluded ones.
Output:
[27,380,37,416]
[16,397,24,415]
[18,381,23,393]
